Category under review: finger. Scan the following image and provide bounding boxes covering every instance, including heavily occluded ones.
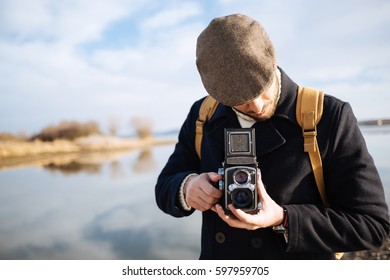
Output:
[200,184,222,199]
[188,200,213,212]
[191,184,219,204]
[187,184,219,205]
[228,204,259,226]
[188,199,207,212]
[214,204,256,230]
[256,170,267,201]
[206,172,222,183]
[189,194,217,210]
[214,204,236,222]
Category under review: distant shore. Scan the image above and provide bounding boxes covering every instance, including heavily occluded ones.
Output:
[0,134,176,170]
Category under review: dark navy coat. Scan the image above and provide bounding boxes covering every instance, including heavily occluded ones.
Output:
[155,68,389,259]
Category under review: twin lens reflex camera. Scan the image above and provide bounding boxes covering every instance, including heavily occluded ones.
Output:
[218,128,258,214]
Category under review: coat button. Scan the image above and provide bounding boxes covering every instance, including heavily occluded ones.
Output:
[215,232,226,244]
[251,237,263,249]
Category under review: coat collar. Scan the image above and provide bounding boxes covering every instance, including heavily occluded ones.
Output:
[273,67,299,123]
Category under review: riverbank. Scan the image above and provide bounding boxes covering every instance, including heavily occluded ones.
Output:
[0,135,175,170]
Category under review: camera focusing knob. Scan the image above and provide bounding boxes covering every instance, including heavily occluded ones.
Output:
[218,180,224,191]
[217,168,225,191]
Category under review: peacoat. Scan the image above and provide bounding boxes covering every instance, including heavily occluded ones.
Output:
[155,68,390,259]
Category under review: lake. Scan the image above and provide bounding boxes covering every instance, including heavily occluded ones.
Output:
[0,128,389,260]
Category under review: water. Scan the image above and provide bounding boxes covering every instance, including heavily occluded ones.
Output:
[0,129,389,260]
[0,146,202,259]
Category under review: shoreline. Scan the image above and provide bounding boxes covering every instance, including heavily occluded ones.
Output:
[0,135,176,170]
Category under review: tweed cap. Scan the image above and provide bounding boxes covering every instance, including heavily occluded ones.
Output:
[196,14,276,106]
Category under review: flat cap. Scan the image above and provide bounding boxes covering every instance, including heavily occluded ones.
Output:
[196,14,276,106]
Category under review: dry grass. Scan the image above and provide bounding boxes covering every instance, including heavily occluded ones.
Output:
[0,139,80,158]
[0,135,176,170]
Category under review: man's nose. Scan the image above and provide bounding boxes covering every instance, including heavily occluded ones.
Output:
[248,97,264,114]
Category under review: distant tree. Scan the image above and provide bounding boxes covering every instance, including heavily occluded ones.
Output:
[108,116,121,136]
[131,116,153,139]
[31,120,101,141]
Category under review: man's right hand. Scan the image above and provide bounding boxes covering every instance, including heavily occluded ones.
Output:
[183,172,222,211]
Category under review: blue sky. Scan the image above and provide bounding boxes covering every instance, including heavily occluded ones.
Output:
[0,0,389,136]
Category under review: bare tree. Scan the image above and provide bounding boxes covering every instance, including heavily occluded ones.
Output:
[108,116,121,136]
[131,116,153,139]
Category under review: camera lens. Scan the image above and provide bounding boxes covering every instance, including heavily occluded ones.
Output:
[231,189,252,209]
[234,170,249,185]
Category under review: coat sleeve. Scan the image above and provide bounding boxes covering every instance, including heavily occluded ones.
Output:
[155,100,203,218]
[286,100,390,253]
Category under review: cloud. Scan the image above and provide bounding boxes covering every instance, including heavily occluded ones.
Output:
[141,1,202,30]
[0,0,206,134]
[0,0,133,44]
[1,0,389,135]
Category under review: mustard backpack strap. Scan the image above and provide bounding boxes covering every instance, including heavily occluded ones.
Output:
[297,87,344,259]
[195,96,219,158]
[296,86,328,207]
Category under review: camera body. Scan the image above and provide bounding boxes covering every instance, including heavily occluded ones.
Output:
[218,128,258,214]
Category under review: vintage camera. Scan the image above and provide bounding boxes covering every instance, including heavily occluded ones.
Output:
[217,128,258,214]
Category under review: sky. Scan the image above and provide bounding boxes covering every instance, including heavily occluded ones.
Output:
[0,0,389,136]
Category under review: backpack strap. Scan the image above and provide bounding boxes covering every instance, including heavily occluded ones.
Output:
[195,96,219,159]
[297,87,344,259]
[296,86,328,207]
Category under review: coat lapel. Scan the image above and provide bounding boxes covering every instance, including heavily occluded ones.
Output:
[253,120,286,156]
[205,106,286,158]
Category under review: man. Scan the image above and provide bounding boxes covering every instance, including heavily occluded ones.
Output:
[155,14,389,259]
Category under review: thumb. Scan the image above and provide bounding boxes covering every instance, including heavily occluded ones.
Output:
[206,172,222,183]
[256,169,267,199]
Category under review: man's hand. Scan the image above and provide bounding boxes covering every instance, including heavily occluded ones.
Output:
[184,172,222,211]
[211,170,284,230]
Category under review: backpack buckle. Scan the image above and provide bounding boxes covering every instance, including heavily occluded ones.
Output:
[303,128,317,152]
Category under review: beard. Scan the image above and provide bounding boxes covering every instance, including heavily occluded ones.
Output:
[236,100,278,122]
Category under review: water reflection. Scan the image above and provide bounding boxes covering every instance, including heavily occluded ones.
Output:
[45,161,102,175]
[84,205,156,259]
[0,144,202,260]
[33,149,157,176]
[132,149,157,174]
